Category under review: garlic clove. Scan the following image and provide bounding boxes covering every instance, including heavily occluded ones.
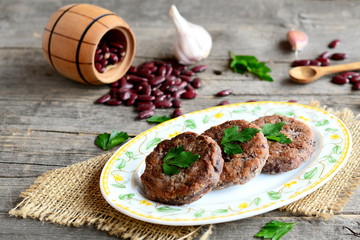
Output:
[169,5,212,65]
[287,29,308,51]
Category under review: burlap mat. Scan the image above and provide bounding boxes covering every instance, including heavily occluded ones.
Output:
[9,101,360,240]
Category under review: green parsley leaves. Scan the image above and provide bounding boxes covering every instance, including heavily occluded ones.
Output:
[162,146,200,175]
[261,121,292,144]
[229,51,273,82]
[95,131,129,150]
[147,115,171,123]
[221,126,260,155]
[254,220,297,240]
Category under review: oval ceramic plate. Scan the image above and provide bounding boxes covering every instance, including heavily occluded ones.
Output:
[100,101,352,226]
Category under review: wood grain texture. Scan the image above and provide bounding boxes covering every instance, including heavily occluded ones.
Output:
[1,0,360,239]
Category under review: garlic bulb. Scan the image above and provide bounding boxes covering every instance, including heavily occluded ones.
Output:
[287,29,308,52]
[169,5,212,65]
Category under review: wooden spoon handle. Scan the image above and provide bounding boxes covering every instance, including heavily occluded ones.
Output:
[320,61,360,75]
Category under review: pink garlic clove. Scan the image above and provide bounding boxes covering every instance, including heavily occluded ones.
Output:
[287,30,308,51]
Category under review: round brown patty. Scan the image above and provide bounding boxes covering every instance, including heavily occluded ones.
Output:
[252,115,315,174]
[140,132,223,205]
[202,120,269,188]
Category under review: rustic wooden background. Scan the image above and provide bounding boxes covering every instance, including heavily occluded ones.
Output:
[1,0,359,239]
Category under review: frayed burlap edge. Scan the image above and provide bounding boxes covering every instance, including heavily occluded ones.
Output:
[280,100,360,219]
[8,100,360,239]
[9,151,202,240]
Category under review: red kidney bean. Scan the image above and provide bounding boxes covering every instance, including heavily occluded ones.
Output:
[109,48,118,53]
[139,82,151,95]
[110,81,119,88]
[216,89,233,97]
[137,95,155,101]
[331,53,348,60]
[137,68,152,77]
[95,54,103,62]
[166,75,177,81]
[328,39,340,48]
[181,69,195,76]
[166,66,173,76]
[157,66,166,76]
[341,72,360,79]
[352,81,360,90]
[172,89,187,99]
[350,75,360,84]
[138,110,155,119]
[96,48,102,55]
[246,100,257,102]
[191,65,208,73]
[288,100,297,103]
[185,84,194,91]
[155,95,166,101]
[125,93,138,106]
[192,78,202,88]
[154,99,172,108]
[309,60,321,66]
[94,93,111,104]
[108,42,124,48]
[95,63,105,73]
[136,102,155,111]
[109,88,118,98]
[127,75,148,83]
[172,98,182,108]
[174,78,182,85]
[161,80,176,91]
[176,81,188,89]
[316,58,330,66]
[128,66,137,73]
[318,51,331,59]
[108,53,118,63]
[179,75,193,82]
[291,60,310,67]
[331,75,349,84]
[218,100,230,106]
[146,65,157,73]
[119,91,131,101]
[167,85,178,93]
[181,90,197,99]
[105,99,122,106]
[152,89,164,97]
[172,69,181,76]
[149,76,166,85]
[171,109,183,118]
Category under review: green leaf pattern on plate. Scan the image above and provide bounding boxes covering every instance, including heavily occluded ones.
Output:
[304,167,318,179]
[119,193,135,200]
[116,158,126,169]
[146,138,162,150]
[315,119,329,126]
[156,206,181,212]
[211,209,228,215]
[112,183,126,188]
[267,191,282,200]
[185,119,197,129]
[194,209,206,218]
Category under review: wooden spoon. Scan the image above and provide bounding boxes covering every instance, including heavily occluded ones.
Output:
[289,61,360,84]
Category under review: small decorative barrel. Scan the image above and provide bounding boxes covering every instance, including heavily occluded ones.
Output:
[42,4,136,85]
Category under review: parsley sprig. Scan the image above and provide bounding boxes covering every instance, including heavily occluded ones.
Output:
[254,220,297,240]
[95,131,129,150]
[221,126,260,155]
[162,146,200,175]
[147,115,171,123]
[229,51,273,82]
[261,121,292,144]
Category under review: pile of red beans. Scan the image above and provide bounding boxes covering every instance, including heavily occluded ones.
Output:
[291,39,360,90]
[94,38,126,73]
[95,61,207,119]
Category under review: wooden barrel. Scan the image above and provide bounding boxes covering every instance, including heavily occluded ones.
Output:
[42,4,136,85]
